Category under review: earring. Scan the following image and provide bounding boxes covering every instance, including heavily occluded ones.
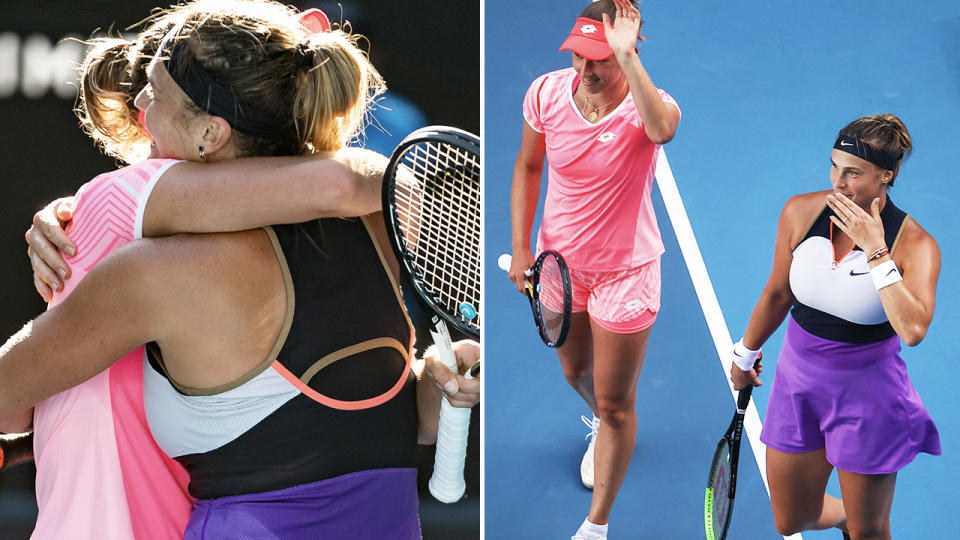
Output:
[198,145,206,159]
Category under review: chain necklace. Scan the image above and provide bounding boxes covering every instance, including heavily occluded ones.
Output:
[581,82,628,122]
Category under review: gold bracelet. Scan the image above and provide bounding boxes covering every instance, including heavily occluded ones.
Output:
[868,246,889,261]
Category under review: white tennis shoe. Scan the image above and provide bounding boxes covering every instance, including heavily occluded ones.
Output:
[580,415,599,489]
[572,531,606,540]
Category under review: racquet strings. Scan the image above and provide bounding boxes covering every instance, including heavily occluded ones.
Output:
[393,139,481,334]
[706,443,732,539]
[535,253,568,344]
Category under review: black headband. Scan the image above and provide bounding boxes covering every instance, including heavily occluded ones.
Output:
[162,39,282,139]
[833,135,901,171]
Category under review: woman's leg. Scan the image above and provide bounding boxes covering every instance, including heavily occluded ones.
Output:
[837,469,896,540]
[586,321,651,525]
[767,446,847,535]
[556,312,598,415]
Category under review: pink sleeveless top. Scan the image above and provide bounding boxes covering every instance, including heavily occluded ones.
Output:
[32,159,191,540]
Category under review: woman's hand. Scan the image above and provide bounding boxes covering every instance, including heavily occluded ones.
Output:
[730,361,763,391]
[423,339,480,409]
[826,193,886,255]
[25,197,77,301]
[508,249,534,294]
[602,0,645,57]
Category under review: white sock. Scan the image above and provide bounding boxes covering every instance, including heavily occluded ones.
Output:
[579,517,608,538]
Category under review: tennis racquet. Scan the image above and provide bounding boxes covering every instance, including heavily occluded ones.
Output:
[704,357,760,540]
[382,125,480,503]
[498,251,572,348]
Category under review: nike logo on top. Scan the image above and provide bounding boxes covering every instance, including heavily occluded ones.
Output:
[580,24,598,34]
[840,141,853,147]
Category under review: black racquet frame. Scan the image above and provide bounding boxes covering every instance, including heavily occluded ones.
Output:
[382,126,480,339]
[526,250,572,348]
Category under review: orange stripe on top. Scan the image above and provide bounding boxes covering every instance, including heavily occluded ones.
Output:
[270,327,415,411]
[829,221,855,268]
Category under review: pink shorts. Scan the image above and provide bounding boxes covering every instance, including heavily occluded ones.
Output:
[568,258,661,334]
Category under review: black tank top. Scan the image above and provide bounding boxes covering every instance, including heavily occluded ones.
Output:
[148,217,417,499]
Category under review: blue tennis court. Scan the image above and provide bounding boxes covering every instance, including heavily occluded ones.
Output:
[484,1,960,538]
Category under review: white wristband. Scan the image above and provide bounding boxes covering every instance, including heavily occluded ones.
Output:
[731,339,761,372]
[870,260,903,290]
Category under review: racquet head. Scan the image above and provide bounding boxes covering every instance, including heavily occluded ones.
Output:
[704,438,734,540]
[530,250,572,347]
[382,126,480,339]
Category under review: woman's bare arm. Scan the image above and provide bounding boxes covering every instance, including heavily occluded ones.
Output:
[26,149,388,295]
[508,123,547,291]
[144,148,388,236]
[0,241,168,425]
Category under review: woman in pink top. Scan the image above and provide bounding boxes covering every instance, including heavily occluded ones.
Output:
[508,1,680,538]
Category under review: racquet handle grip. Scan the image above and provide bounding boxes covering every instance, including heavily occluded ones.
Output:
[429,401,470,502]
[428,323,471,503]
[497,253,532,276]
[430,325,457,372]
[735,357,761,410]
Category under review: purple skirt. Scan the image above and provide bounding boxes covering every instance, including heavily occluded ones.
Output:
[760,317,940,474]
[184,468,420,540]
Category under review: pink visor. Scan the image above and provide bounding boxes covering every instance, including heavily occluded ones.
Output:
[298,8,331,34]
[559,17,613,60]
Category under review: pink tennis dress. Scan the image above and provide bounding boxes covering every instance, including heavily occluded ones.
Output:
[32,159,191,540]
[522,67,680,272]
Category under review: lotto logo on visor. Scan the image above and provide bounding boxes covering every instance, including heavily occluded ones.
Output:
[559,17,613,61]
